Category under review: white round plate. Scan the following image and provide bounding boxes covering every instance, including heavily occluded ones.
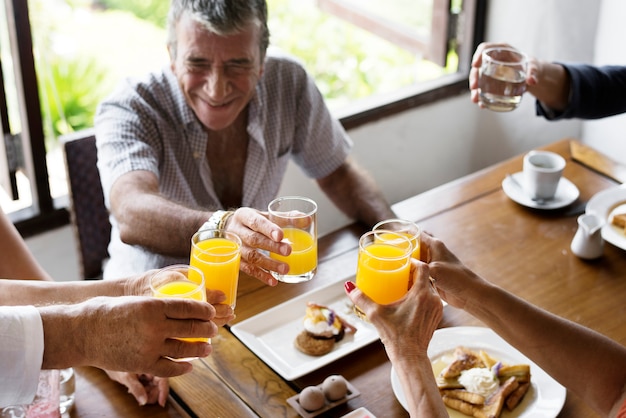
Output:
[586,185,626,250]
[390,326,566,417]
[502,172,579,210]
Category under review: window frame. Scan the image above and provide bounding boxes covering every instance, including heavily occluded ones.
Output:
[3,0,485,236]
[3,0,69,237]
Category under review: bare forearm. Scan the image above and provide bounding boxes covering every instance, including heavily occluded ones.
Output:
[110,171,211,257]
[39,304,85,369]
[114,193,209,258]
[0,279,124,306]
[317,158,395,227]
[389,352,448,417]
[0,212,53,281]
[466,283,626,416]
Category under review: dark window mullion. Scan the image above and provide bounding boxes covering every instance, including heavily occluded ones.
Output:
[0,45,19,200]
[4,0,52,214]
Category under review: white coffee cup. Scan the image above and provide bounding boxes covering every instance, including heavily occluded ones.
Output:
[523,150,566,200]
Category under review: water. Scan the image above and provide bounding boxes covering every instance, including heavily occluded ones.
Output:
[479,69,526,112]
[58,368,75,415]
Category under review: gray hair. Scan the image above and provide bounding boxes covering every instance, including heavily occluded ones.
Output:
[167,0,270,60]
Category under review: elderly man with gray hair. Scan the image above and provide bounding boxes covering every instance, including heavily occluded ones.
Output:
[95,0,396,405]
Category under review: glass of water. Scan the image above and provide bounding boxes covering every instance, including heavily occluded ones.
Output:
[478,46,528,112]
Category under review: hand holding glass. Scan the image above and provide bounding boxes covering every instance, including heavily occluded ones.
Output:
[354,230,412,318]
[479,46,528,112]
[268,196,318,283]
[150,264,208,361]
[190,229,242,310]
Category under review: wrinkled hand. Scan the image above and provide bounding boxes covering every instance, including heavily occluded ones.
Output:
[420,232,488,310]
[206,289,235,326]
[345,260,443,357]
[81,296,217,373]
[123,271,235,326]
[122,270,159,297]
[224,207,292,286]
[105,371,169,407]
[469,42,539,107]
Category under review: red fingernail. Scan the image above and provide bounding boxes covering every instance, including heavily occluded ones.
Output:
[344,281,356,293]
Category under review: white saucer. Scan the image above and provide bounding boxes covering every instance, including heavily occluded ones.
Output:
[502,172,580,210]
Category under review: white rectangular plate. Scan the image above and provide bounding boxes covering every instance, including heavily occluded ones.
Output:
[231,278,379,380]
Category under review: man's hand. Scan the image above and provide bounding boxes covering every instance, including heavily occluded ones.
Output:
[224,207,292,286]
[41,296,217,372]
[105,371,169,407]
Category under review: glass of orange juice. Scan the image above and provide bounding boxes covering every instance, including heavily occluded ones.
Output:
[190,229,242,310]
[373,218,421,260]
[354,230,412,319]
[150,264,208,361]
[268,196,318,283]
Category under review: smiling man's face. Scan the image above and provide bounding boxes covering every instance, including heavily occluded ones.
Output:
[170,13,264,132]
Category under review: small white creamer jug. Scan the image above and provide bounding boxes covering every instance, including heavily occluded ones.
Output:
[570,213,605,260]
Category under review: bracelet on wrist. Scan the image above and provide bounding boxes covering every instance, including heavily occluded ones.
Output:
[219,210,234,229]
[200,210,234,232]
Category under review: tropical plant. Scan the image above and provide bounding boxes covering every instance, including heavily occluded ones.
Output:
[94,0,169,28]
[37,55,112,144]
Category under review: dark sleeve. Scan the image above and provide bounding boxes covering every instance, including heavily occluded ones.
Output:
[535,63,626,120]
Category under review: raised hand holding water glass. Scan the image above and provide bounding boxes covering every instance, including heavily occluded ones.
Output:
[477,46,528,112]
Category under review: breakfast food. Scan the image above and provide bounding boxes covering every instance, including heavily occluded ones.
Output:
[322,375,348,401]
[294,302,357,356]
[436,346,531,418]
[298,386,326,411]
[289,375,356,415]
[611,212,626,233]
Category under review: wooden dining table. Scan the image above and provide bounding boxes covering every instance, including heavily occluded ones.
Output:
[70,138,626,417]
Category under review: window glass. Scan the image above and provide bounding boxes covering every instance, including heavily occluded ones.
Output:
[268,0,458,110]
[0,0,476,220]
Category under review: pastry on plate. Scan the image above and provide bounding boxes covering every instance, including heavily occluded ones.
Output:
[294,302,357,356]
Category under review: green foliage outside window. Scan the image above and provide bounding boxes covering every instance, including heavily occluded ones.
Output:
[94,0,168,28]
[28,0,450,144]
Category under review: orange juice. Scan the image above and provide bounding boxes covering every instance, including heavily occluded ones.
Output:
[190,237,241,309]
[356,243,411,304]
[154,280,207,343]
[375,231,419,260]
[373,219,421,260]
[270,227,317,275]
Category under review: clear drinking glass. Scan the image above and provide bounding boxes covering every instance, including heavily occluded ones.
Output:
[373,218,421,260]
[479,46,528,112]
[0,369,62,418]
[190,229,242,310]
[268,196,318,283]
[354,230,412,319]
[150,264,207,360]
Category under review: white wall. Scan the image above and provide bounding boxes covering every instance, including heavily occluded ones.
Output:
[580,0,626,160]
[281,0,608,235]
